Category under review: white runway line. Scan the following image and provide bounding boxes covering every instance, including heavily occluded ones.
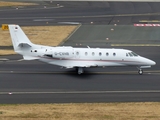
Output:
[1,90,160,95]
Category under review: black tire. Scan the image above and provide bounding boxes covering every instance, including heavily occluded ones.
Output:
[138,69,143,75]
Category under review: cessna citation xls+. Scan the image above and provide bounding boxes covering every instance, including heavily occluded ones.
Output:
[8,25,156,75]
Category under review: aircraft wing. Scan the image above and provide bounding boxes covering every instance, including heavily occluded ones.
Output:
[48,60,98,68]
[66,64,97,68]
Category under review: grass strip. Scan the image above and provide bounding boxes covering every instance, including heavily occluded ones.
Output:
[0,102,160,120]
[0,1,38,6]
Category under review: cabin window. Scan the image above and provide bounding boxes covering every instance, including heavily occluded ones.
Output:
[99,52,102,56]
[85,52,88,56]
[76,52,79,55]
[113,53,116,56]
[106,52,109,56]
[34,50,37,52]
[92,52,95,56]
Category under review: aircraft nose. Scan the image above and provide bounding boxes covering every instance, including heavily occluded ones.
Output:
[150,60,156,65]
[146,59,156,66]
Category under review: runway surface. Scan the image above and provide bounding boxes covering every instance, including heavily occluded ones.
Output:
[0,46,160,104]
[0,1,160,103]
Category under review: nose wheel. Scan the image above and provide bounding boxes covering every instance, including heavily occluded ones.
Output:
[138,69,143,75]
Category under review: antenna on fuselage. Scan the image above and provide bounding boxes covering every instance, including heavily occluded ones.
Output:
[87,46,90,48]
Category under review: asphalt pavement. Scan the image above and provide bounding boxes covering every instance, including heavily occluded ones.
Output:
[0,1,160,103]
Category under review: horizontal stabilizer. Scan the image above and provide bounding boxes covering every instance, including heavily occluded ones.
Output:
[18,43,32,48]
[44,54,52,58]
[62,63,98,69]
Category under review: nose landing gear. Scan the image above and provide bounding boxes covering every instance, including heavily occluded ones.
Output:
[138,69,143,75]
[137,66,143,75]
[137,66,151,75]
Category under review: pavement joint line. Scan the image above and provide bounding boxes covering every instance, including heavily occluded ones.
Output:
[59,24,81,46]
[0,12,160,20]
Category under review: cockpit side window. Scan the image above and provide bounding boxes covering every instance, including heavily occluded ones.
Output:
[126,53,129,57]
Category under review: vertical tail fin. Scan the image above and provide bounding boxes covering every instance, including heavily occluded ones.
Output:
[8,25,33,52]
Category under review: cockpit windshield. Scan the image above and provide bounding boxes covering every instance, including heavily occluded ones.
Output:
[126,52,139,57]
[131,52,138,56]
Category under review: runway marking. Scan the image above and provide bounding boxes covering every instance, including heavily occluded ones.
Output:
[0,6,61,12]
[33,19,54,21]
[0,58,9,61]
[139,20,160,23]
[111,44,160,46]
[58,22,80,25]
[1,90,160,95]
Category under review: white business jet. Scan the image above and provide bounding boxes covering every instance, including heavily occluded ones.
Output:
[8,25,156,75]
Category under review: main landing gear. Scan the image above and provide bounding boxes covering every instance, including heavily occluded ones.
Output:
[77,67,84,74]
[76,67,145,75]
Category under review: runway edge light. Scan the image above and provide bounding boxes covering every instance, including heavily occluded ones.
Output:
[2,24,8,30]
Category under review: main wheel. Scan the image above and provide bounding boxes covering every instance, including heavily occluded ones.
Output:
[78,67,83,74]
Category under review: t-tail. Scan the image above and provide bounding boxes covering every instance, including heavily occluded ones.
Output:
[8,25,38,60]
